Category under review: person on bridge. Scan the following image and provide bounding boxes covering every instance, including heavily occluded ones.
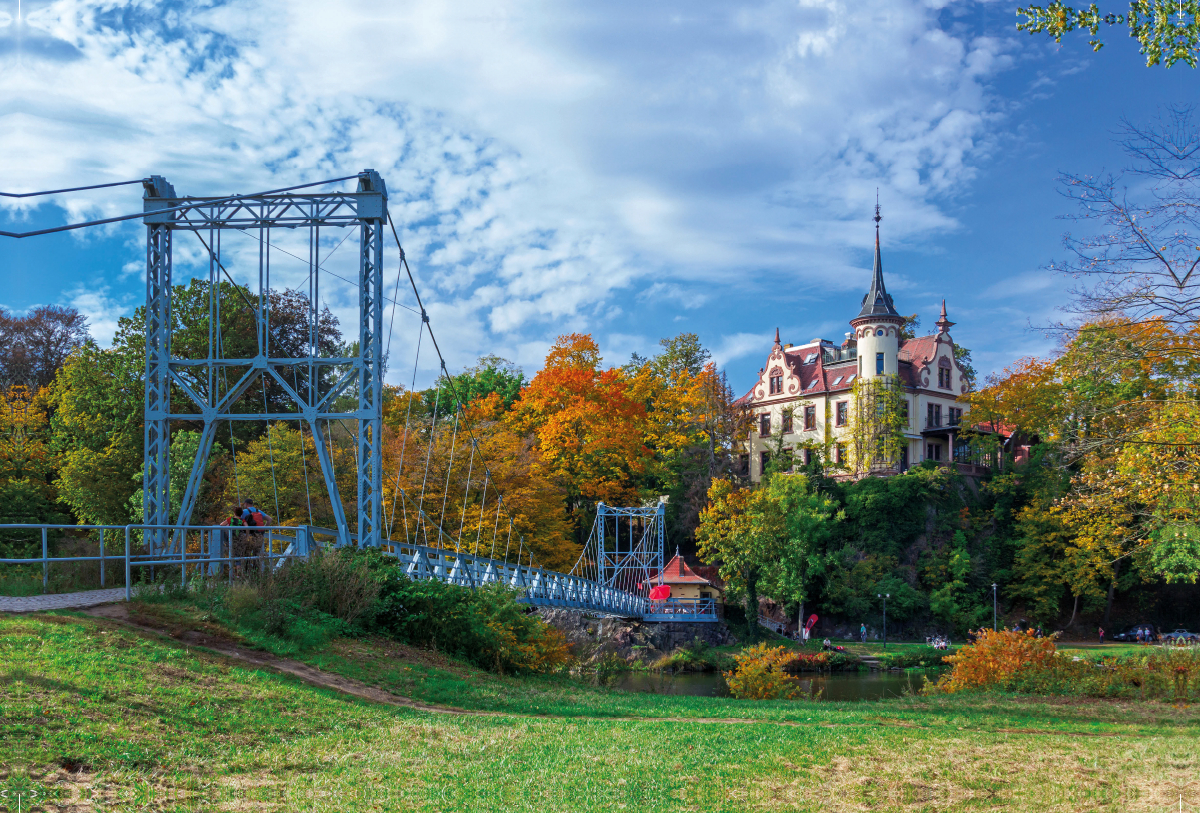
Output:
[241,499,271,528]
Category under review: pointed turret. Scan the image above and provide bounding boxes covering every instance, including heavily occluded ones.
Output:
[856,212,900,320]
[936,299,955,334]
[773,327,781,346]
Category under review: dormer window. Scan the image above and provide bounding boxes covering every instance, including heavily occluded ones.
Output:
[769,373,783,394]
[804,353,817,364]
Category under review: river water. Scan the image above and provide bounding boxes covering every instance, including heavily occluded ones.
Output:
[610,669,933,701]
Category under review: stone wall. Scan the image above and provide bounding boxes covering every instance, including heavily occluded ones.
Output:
[537,608,737,665]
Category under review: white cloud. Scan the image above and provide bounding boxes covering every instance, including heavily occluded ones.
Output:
[2,0,1017,375]
[65,281,133,344]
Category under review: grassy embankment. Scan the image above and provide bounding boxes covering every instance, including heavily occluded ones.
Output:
[3,605,1199,812]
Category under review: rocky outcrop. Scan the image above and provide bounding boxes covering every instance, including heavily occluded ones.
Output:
[536,608,737,665]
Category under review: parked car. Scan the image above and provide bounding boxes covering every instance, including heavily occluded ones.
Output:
[1159,629,1200,644]
[1112,625,1158,642]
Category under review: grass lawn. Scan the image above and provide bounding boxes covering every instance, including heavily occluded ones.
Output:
[4,609,1200,812]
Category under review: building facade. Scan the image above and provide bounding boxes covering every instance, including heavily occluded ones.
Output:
[740,223,976,481]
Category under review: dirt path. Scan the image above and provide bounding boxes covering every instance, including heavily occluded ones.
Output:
[80,603,481,717]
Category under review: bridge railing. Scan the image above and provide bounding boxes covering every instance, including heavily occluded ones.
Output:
[0,523,312,599]
[0,524,719,621]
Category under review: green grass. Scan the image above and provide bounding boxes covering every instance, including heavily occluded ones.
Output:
[4,610,1200,812]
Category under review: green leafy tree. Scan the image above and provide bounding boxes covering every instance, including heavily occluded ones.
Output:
[49,343,143,525]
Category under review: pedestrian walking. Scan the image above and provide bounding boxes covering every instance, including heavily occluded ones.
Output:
[1098,626,1105,644]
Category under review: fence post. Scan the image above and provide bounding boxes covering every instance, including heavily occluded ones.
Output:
[99,529,105,588]
[125,526,132,601]
[227,529,232,586]
[41,527,48,593]
[181,527,188,590]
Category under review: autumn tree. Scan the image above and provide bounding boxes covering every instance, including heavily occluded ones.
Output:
[507,334,650,530]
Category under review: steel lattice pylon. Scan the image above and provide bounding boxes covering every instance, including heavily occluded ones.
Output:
[594,501,665,595]
[141,171,388,550]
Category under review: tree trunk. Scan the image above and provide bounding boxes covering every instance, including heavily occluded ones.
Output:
[797,599,804,641]
[1103,560,1121,629]
[744,569,760,642]
[1066,593,1079,629]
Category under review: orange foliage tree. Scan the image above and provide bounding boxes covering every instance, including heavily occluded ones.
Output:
[381,386,577,571]
[507,334,651,517]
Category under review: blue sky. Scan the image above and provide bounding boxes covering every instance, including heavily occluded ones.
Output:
[0,0,1194,393]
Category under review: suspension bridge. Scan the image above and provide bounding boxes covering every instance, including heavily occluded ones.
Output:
[0,172,717,622]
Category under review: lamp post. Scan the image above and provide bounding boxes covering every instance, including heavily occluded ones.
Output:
[992,583,998,632]
[877,593,889,649]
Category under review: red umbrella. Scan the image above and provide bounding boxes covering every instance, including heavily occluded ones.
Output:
[649,584,671,600]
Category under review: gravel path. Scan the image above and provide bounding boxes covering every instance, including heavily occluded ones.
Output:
[0,587,127,613]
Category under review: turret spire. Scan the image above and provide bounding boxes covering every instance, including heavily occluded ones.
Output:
[856,196,900,321]
[773,327,780,345]
[936,299,955,333]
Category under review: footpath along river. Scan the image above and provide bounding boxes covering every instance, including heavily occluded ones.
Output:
[610,669,937,700]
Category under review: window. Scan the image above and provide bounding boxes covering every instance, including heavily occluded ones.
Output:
[948,407,962,426]
[900,399,910,425]
[835,401,848,426]
[927,403,941,428]
[782,411,793,433]
[899,447,909,471]
[807,379,820,391]
[926,443,942,461]
[801,448,811,465]
[769,374,783,394]
[760,413,771,435]
[804,353,817,364]
[847,374,856,384]
[760,451,771,473]
[832,375,844,386]
[938,367,952,389]
[876,352,884,375]
[835,443,846,463]
[738,454,750,475]
[803,405,816,430]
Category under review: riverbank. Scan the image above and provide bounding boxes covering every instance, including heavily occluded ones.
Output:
[3,606,1196,812]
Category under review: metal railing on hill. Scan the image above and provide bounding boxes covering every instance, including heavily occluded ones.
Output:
[0,523,719,621]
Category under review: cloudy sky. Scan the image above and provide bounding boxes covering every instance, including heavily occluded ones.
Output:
[0,0,1192,391]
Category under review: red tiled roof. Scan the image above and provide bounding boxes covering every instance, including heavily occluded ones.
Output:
[658,554,712,585]
[898,334,939,366]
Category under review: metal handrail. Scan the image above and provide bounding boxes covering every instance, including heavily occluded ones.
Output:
[0,523,721,621]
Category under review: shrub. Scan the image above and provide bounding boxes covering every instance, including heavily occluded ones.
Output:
[935,629,1057,693]
[725,643,805,700]
[878,647,952,670]
[363,553,570,675]
[933,630,1200,700]
[651,638,731,672]
[784,651,829,672]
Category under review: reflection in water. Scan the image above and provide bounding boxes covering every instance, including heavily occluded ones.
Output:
[610,669,934,701]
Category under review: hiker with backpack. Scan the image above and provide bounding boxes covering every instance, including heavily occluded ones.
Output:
[239,499,273,560]
[241,499,272,529]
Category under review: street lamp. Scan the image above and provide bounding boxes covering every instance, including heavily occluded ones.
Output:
[992,583,998,632]
[877,593,889,649]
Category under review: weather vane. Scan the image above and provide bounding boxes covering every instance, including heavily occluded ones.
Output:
[874,188,882,226]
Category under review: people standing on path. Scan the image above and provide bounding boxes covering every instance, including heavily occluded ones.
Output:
[860,623,867,643]
[1098,627,1105,644]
